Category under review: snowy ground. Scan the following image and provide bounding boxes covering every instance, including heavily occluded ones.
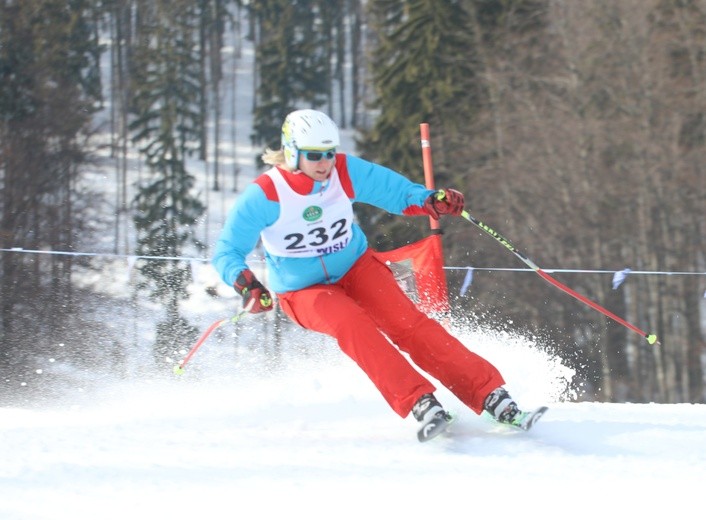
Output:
[2,325,704,520]
[3,10,704,520]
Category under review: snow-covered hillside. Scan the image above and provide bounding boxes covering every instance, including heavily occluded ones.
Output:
[2,325,704,520]
[3,10,704,520]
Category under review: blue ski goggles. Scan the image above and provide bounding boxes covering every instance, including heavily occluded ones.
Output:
[300,149,336,162]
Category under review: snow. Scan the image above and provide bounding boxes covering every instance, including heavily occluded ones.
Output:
[2,325,705,520]
[3,10,704,520]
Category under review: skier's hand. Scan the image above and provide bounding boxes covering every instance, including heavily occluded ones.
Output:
[234,269,274,313]
[423,188,465,219]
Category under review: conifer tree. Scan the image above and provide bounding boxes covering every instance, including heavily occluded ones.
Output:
[358,0,482,248]
[0,0,103,364]
[248,0,332,150]
[129,0,206,365]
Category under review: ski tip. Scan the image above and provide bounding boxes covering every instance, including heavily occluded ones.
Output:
[519,406,548,431]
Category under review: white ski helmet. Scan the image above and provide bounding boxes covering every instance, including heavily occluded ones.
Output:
[281,109,340,169]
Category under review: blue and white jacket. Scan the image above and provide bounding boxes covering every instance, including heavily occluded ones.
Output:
[212,153,434,293]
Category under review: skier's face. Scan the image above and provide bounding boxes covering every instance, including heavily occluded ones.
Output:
[298,149,336,181]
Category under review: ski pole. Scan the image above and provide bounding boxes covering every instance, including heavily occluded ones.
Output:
[459,209,659,345]
[173,310,249,375]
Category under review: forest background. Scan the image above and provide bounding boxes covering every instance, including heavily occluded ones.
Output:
[1,0,705,406]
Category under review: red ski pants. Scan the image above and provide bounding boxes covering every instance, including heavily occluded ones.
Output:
[277,249,505,417]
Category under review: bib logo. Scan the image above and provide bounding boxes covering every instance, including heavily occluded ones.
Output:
[303,206,323,222]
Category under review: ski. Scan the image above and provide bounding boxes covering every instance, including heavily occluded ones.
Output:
[417,406,547,443]
[513,406,548,431]
[417,411,456,442]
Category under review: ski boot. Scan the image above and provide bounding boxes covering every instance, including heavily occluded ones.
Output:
[483,387,547,431]
[412,393,454,442]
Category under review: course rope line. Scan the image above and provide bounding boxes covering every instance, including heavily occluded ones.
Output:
[2,247,704,276]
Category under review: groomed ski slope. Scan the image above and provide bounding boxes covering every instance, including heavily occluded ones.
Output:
[2,325,704,520]
[4,9,703,520]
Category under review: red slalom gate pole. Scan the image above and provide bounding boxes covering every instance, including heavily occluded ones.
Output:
[419,123,450,313]
[420,123,440,232]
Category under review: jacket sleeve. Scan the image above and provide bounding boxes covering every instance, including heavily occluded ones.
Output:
[344,155,434,215]
[212,182,278,287]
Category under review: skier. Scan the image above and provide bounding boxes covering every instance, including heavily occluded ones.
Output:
[213,109,545,442]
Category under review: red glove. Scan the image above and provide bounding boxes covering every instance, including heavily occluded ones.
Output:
[423,189,465,219]
[234,269,273,313]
